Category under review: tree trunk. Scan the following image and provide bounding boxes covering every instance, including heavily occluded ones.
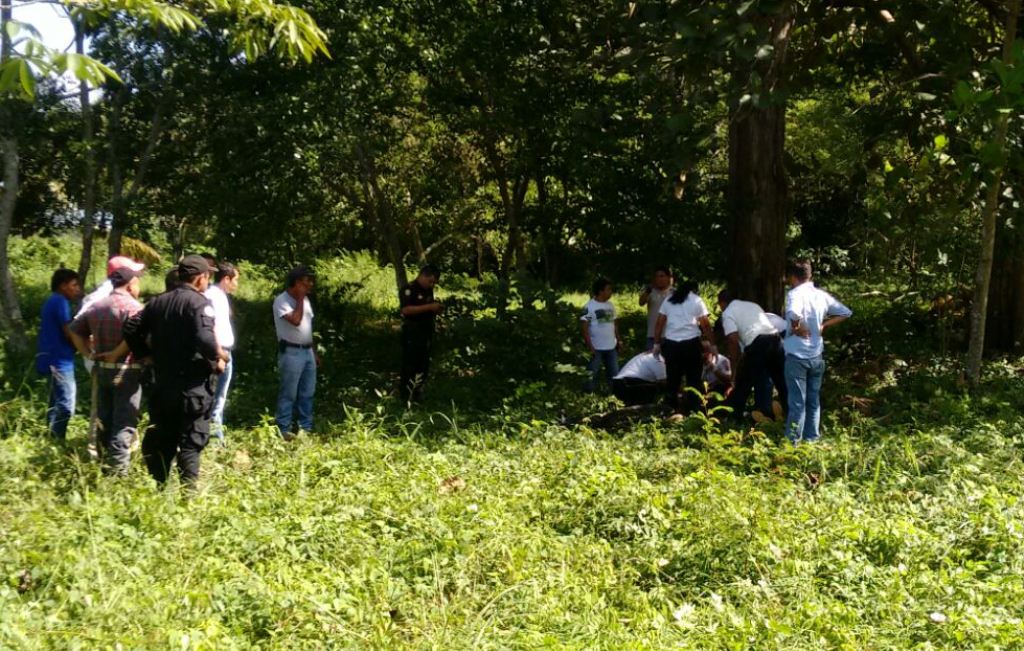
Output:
[966,0,1020,385]
[726,5,795,314]
[0,3,26,349]
[355,143,407,291]
[75,20,98,284]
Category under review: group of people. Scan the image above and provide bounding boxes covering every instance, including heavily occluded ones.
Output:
[34,254,445,486]
[33,250,845,485]
[580,261,852,443]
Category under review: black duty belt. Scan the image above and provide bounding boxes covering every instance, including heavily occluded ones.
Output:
[279,340,313,349]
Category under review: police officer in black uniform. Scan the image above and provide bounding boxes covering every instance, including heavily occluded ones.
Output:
[399,265,443,402]
[124,255,227,486]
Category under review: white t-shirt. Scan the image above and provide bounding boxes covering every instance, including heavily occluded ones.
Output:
[273,291,314,345]
[702,354,732,385]
[580,299,617,351]
[721,299,779,348]
[77,279,113,318]
[614,352,667,382]
[204,284,235,349]
[645,287,673,337]
[766,313,787,334]
[657,292,708,341]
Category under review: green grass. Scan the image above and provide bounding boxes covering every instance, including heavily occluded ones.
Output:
[2,236,1024,649]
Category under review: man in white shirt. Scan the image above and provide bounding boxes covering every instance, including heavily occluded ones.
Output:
[718,289,787,423]
[612,351,666,406]
[205,262,239,441]
[638,266,673,350]
[273,265,317,438]
[783,260,852,443]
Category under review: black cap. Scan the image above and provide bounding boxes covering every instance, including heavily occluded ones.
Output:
[286,265,315,287]
[178,254,210,278]
[109,267,140,288]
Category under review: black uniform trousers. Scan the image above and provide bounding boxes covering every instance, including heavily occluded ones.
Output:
[400,326,433,401]
[727,333,787,418]
[662,337,703,414]
[612,378,662,407]
[142,378,214,485]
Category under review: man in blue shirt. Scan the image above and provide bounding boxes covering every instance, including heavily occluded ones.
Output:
[783,260,852,444]
[36,268,82,440]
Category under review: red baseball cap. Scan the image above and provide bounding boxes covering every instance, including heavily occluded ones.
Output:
[107,256,145,276]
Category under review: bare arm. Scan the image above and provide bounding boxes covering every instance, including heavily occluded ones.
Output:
[725,333,741,376]
[698,315,713,340]
[638,288,651,306]
[68,330,92,359]
[582,321,594,352]
[281,295,305,327]
[653,314,667,344]
[820,314,849,334]
[401,303,440,317]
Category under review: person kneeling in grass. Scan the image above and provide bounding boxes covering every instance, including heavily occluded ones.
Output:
[581,277,621,393]
[612,351,666,406]
[36,268,82,441]
[783,260,852,444]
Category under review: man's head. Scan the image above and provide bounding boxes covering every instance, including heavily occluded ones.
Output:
[109,267,142,299]
[591,277,613,301]
[178,254,211,292]
[416,264,441,290]
[717,288,736,311]
[106,255,145,277]
[702,340,718,365]
[51,268,81,299]
[652,266,672,290]
[215,262,239,294]
[165,269,181,293]
[286,265,315,295]
[785,260,812,287]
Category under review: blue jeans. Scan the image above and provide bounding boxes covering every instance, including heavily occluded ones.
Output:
[785,355,825,443]
[585,349,619,393]
[276,347,316,433]
[211,353,233,439]
[46,366,76,441]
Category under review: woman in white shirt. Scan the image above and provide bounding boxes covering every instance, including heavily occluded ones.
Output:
[652,281,712,414]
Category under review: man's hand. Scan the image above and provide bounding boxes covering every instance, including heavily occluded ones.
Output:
[651,343,662,360]
[431,302,444,314]
[215,358,227,375]
[792,320,811,339]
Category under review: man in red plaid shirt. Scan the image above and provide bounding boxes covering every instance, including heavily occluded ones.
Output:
[69,268,145,475]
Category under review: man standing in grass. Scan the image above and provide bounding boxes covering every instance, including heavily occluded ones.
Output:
[69,267,145,475]
[124,255,227,485]
[274,265,317,437]
[399,265,443,403]
[783,260,852,444]
[206,262,239,442]
[36,268,82,440]
[639,266,673,350]
[581,277,621,393]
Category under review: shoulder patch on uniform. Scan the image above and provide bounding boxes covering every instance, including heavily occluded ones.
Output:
[202,305,216,318]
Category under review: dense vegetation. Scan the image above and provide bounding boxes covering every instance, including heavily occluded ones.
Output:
[3,239,1024,649]
[5,0,1024,647]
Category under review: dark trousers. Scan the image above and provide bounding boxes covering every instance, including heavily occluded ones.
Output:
[143,379,214,485]
[727,333,788,417]
[96,367,143,475]
[662,337,703,413]
[612,378,662,406]
[400,327,433,402]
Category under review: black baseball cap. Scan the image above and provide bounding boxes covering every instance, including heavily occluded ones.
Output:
[286,265,316,287]
[178,254,210,278]
[109,267,140,288]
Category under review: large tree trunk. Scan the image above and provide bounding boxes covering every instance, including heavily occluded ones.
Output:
[0,3,26,349]
[966,0,1020,385]
[75,21,99,284]
[355,143,407,292]
[726,5,795,314]
[985,228,1024,352]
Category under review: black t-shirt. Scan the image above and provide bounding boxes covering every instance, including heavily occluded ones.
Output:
[124,286,220,387]
[399,281,435,332]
